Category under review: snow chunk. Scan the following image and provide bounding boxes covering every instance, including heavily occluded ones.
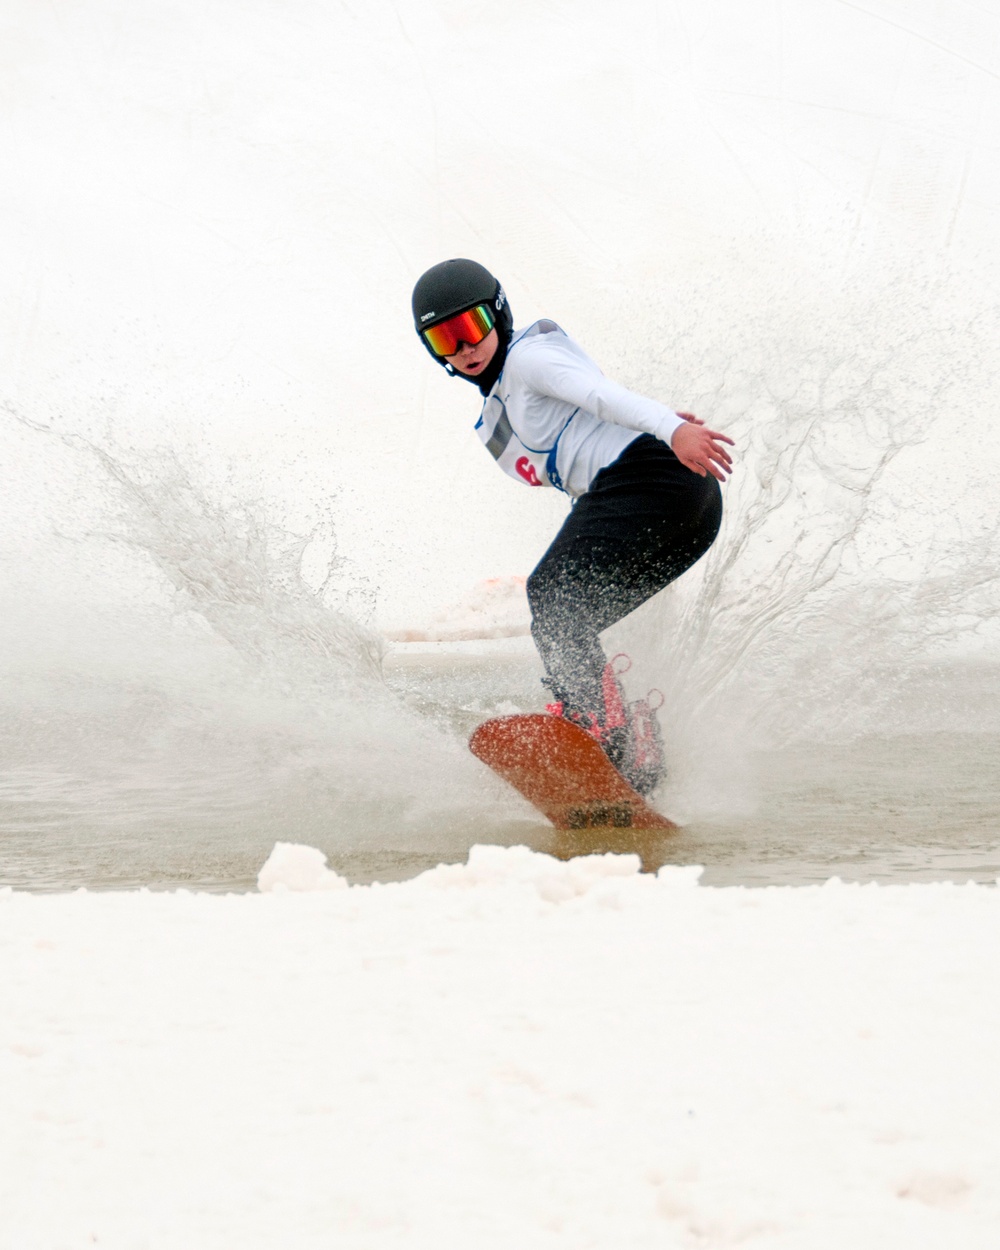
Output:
[418,844,642,903]
[257,842,349,893]
[656,864,705,889]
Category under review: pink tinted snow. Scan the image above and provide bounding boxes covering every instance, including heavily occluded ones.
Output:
[385,577,530,643]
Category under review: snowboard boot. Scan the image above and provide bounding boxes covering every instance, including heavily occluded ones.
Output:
[543,655,667,796]
[620,689,666,796]
[598,656,667,796]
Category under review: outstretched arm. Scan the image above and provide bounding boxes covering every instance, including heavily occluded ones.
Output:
[671,412,734,481]
[514,336,735,479]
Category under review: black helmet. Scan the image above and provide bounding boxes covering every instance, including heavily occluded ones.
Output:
[411,258,514,372]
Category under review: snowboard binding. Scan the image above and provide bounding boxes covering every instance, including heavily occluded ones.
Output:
[543,654,666,796]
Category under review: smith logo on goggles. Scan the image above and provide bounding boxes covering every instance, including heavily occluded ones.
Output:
[422,304,495,357]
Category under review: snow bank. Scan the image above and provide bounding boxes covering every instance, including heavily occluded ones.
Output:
[384,577,531,643]
[3,846,1000,1248]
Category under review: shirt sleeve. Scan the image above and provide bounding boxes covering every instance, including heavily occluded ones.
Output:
[513,334,686,448]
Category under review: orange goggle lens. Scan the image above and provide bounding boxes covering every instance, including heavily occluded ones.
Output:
[422,304,495,357]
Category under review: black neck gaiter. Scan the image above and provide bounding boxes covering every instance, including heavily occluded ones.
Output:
[451,334,509,396]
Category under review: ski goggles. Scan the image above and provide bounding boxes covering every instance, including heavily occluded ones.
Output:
[421,304,495,357]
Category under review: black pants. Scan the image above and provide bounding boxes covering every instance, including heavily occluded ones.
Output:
[526,434,723,714]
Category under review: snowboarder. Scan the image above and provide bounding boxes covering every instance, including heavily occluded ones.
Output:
[411,258,733,794]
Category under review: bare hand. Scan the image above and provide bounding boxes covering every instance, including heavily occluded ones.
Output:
[670,416,734,481]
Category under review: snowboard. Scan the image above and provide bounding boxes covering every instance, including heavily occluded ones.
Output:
[469,713,677,832]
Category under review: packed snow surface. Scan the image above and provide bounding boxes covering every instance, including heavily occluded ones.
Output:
[3,844,999,1249]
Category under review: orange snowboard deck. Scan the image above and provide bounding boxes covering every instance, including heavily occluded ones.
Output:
[469,713,677,833]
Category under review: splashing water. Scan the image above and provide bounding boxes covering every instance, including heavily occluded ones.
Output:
[0,410,538,889]
[597,249,1000,826]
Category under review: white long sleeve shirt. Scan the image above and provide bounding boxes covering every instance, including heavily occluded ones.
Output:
[475,320,685,497]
